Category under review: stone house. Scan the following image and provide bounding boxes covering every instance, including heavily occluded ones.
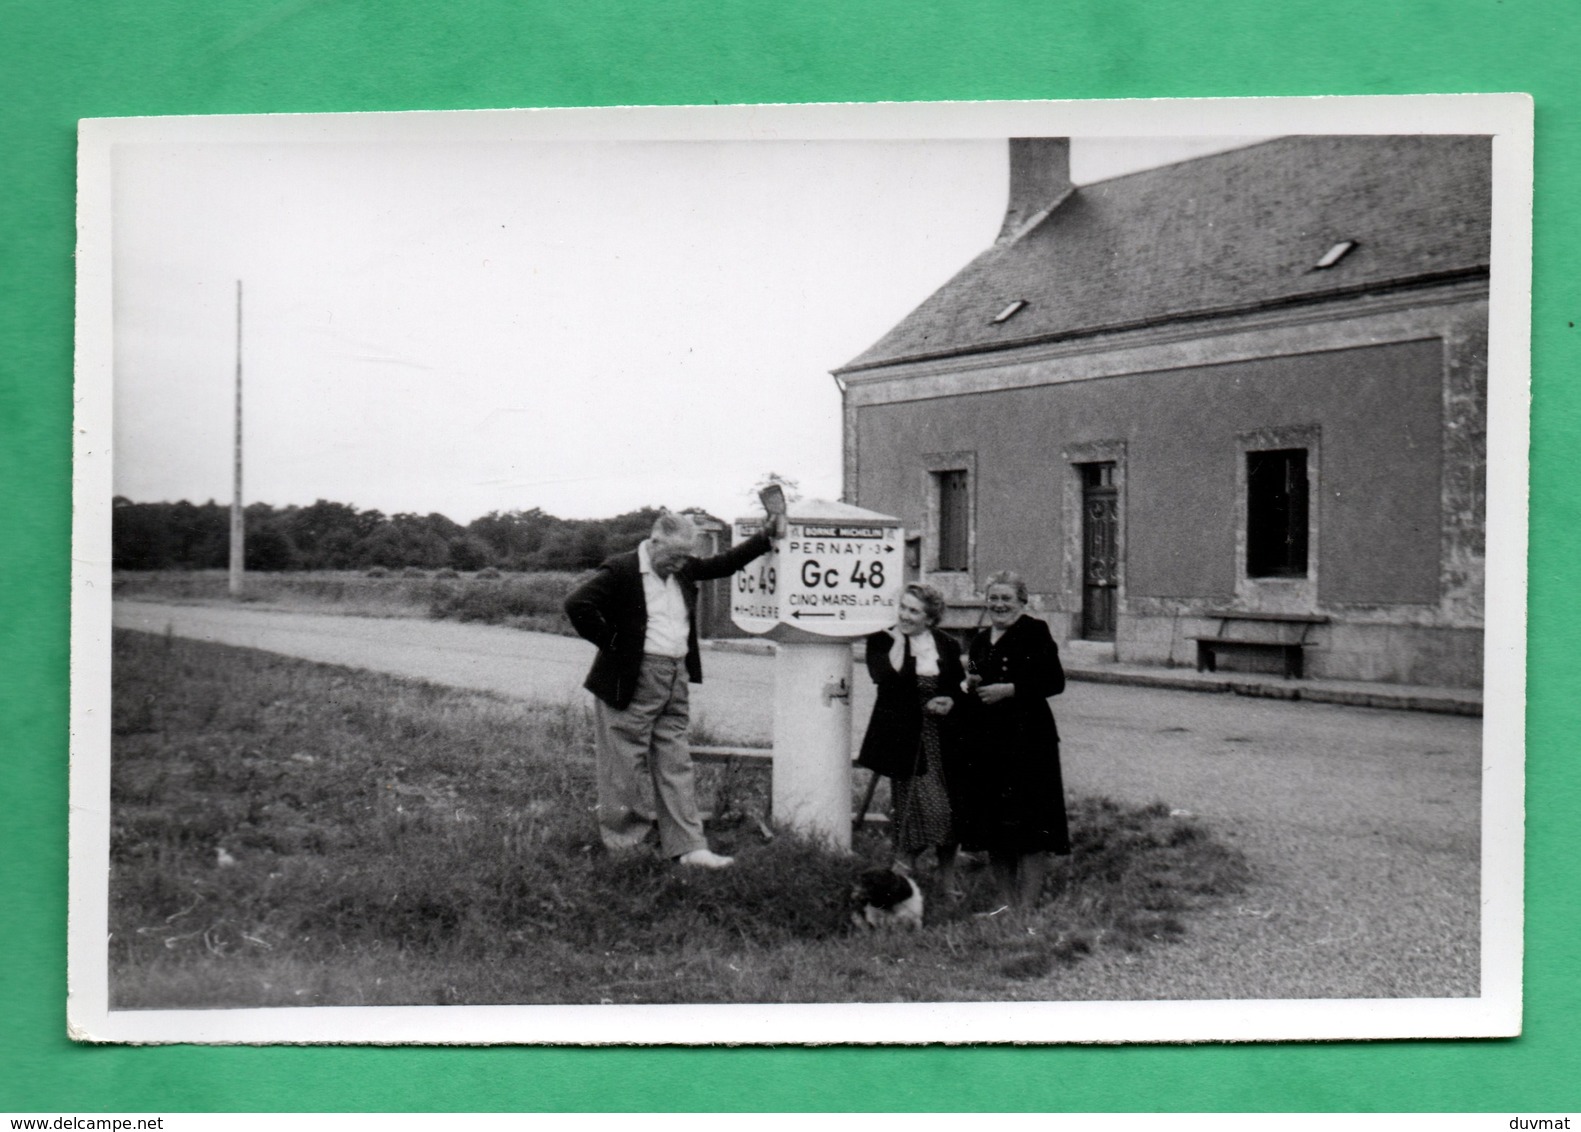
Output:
[834,136,1489,687]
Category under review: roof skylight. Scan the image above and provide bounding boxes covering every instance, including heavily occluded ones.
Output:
[991,299,1027,324]
[1314,240,1357,269]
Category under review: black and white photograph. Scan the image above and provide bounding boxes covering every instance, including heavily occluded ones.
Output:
[69,96,1531,1044]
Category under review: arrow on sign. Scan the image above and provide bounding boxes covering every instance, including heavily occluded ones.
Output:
[791,610,838,620]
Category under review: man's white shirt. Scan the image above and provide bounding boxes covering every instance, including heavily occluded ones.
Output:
[638,539,690,658]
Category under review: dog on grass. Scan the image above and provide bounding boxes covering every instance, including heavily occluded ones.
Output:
[849,867,925,931]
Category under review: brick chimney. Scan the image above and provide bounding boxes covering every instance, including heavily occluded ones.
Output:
[996,137,1073,244]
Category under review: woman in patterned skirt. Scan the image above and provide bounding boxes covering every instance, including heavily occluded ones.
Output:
[856,583,968,893]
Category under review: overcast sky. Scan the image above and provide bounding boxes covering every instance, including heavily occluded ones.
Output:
[112,133,1264,523]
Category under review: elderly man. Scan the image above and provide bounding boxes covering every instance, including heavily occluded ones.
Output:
[564,509,782,867]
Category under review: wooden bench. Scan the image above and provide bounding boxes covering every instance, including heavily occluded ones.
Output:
[1191,611,1327,680]
[691,745,772,766]
[938,599,988,650]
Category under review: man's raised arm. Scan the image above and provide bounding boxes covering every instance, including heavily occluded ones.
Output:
[686,511,785,582]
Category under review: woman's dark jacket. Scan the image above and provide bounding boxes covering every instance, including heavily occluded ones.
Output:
[958,614,1071,855]
[855,628,967,779]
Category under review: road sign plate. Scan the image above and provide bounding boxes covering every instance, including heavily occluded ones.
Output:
[779,519,903,637]
[729,520,781,634]
[730,509,904,639]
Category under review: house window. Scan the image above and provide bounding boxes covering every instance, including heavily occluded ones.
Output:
[934,469,970,571]
[1313,240,1357,269]
[991,299,1027,324]
[1246,449,1309,577]
[1082,462,1115,489]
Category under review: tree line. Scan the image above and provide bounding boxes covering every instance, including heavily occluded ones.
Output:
[111,497,688,573]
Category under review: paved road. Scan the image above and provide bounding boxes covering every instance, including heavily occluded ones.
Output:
[113,600,776,740]
[114,599,1483,1000]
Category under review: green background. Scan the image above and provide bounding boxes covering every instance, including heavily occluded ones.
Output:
[4,0,1577,1113]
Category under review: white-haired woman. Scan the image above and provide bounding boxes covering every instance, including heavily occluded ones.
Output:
[856,583,966,892]
[960,571,1070,910]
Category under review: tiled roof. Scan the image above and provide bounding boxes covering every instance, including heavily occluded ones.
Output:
[837,135,1491,374]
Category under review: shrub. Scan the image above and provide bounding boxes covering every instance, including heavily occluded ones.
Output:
[244,519,301,572]
[428,571,579,633]
[448,534,495,573]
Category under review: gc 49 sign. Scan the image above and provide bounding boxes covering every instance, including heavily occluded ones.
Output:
[728,520,780,635]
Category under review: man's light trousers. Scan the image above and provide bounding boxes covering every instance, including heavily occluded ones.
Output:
[592,653,707,858]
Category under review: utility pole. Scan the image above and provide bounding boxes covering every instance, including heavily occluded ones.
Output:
[229,280,245,597]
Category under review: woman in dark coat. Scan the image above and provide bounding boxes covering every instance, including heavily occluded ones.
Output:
[856,582,967,892]
[960,570,1070,910]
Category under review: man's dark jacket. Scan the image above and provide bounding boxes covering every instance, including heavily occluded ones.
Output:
[564,533,772,710]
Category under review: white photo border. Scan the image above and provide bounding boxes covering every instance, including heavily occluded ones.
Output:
[70,93,1532,1044]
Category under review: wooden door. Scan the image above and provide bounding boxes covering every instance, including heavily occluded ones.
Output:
[1081,463,1118,641]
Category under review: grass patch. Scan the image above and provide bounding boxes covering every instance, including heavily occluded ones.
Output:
[113,569,580,635]
[110,629,1250,1008]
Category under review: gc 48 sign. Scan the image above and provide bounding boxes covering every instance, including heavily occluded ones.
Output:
[730,502,904,639]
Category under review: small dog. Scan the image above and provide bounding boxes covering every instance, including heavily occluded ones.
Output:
[849,867,925,931]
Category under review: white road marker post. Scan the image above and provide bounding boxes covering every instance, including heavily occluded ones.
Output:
[731,500,905,852]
